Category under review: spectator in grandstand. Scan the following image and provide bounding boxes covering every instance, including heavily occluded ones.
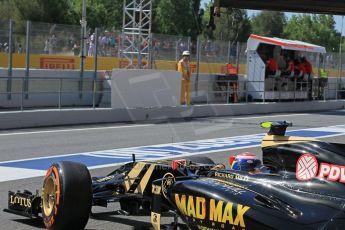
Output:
[68,34,75,49]
[142,38,149,54]
[109,35,116,48]
[72,41,80,56]
[162,40,170,50]
[43,39,49,54]
[97,34,102,55]
[49,34,57,54]
[17,43,23,53]
[178,50,191,105]
[4,43,9,53]
[100,31,109,56]
[205,40,212,57]
[179,41,185,53]
[190,42,197,54]
[88,32,95,56]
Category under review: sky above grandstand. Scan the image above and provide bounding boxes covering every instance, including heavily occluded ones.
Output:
[201,0,344,35]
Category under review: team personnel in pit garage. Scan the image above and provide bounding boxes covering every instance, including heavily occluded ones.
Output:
[302,56,313,80]
[295,59,306,78]
[178,50,191,105]
[283,56,295,77]
[266,57,279,76]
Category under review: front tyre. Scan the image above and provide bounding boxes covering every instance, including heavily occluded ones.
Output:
[42,161,92,230]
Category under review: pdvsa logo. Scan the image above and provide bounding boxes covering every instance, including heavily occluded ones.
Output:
[296,154,318,180]
[296,154,345,182]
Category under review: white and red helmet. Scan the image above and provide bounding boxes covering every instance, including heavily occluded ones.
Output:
[229,153,261,171]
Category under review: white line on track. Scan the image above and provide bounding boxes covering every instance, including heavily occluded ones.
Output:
[0,124,345,182]
[231,113,308,120]
[0,112,310,137]
[0,124,343,165]
[0,124,153,137]
[0,129,344,183]
[0,167,45,182]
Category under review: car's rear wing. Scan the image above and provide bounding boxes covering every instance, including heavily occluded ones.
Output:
[261,121,292,136]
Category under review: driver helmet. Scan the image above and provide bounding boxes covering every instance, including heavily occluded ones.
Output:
[229,153,261,171]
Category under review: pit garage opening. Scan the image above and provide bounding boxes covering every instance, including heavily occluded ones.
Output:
[246,34,326,101]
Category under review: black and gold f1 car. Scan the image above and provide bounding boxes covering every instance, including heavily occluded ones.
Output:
[4,121,345,230]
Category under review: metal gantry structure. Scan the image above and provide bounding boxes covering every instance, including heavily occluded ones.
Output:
[121,0,152,69]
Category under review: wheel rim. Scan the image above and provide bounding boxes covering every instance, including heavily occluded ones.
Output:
[42,175,57,217]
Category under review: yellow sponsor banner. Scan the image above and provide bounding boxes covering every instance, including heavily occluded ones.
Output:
[0,53,337,76]
[153,60,176,71]
[0,53,8,67]
[0,53,245,74]
[0,53,119,70]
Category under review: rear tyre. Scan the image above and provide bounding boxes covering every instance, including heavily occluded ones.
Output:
[42,161,92,230]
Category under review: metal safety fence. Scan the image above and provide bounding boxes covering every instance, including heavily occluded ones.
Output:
[0,76,343,111]
[0,76,111,111]
[198,78,345,105]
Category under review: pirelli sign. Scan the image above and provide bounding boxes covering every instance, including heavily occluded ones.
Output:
[40,57,76,69]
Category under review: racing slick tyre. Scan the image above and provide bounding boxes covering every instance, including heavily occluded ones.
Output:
[42,161,92,230]
[186,156,215,165]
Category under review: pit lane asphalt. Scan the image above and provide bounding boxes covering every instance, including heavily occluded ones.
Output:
[0,110,345,230]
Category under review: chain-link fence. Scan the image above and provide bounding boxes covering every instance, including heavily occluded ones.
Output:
[322,52,343,76]
[2,19,345,77]
[12,21,26,55]
[0,20,9,55]
[151,34,190,62]
[95,29,121,57]
[0,75,342,110]
[0,21,25,50]
[30,22,80,56]
[199,39,230,64]
[0,19,9,69]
